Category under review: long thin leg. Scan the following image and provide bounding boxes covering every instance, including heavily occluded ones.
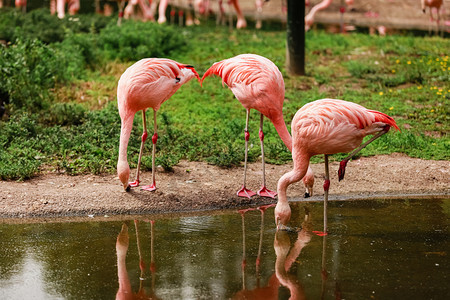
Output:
[257,113,277,198]
[240,210,247,290]
[142,110,158,191]
[323,154,330,235]
[237,109,256,198]
[158,0,168,23]
[134,220,146,293]
[130,110,148,187]
[338,127,390,181]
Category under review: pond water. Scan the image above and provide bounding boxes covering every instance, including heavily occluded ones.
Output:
[0,198,449,300]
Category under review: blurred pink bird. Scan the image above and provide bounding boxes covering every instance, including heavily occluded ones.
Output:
[201,54,314,199]
[15,0,26,12]
[421,0,443,34]
[117,58,199,191]
[305,0,354,31]
[275,99,399,230]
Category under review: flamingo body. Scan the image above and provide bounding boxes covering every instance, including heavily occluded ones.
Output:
[117,58,199,191]
[275,99,399,226]
[202,54,290,145]
[202,54,294,198]
[421,0,443,11]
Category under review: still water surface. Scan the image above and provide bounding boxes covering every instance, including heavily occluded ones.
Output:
[0,198,449,299]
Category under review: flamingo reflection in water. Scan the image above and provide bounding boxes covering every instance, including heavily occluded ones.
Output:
[116,220,159,300]
[273,208,313,300]
[232,205,314,299]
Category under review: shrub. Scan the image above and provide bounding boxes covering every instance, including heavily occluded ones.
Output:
[1,39,53,112]
[98,21,186,61]
[43,103,87,126]
[0,8,114,44]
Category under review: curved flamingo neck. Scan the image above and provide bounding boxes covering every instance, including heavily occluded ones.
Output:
[118,114,134,165]
[277,154,311,205]
[310,0,332,16]
[271,115,292,152]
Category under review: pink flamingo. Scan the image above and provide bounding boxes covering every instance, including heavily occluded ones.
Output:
[15,0,26,12]
[214,0,247,28]
[275,99,399,231]
[421,0,444,34]
[117,58,199,191]
[55,0,80,19]
[201,54,314,199]
[123,0,155,22]
[305,0,354,31]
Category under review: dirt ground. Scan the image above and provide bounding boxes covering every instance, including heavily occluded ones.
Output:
[1,153,448,220]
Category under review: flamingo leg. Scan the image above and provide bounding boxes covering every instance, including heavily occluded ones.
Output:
[256,205,265,278]
[149,220,156,274]
[130,110,148,187]
[238,109,256,198]
[257,113,277,198]
[142,110,158,191]
[117,0,125,26]
[134,220,146,293]
[158,0,168,24]
[338,127,390,181]
[339,0,345,33]
[322,154,330,235]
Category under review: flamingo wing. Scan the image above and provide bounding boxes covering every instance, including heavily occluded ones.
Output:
[292,99,399,155]
[201,54,284,117]
[118,58,199,113]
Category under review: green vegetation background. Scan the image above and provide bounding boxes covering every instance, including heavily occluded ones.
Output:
[0,8,448,180]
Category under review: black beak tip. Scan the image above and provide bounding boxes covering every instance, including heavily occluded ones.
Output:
[304,192,310,198]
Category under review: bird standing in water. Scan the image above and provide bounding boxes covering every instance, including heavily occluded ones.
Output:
[275,99,399,232]
[202,54,314,199]
[117,58,199,191]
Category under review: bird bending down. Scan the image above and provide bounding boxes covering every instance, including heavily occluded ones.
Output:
[117,58,199,191]
[275,99,399,231]
[201,54,314,199]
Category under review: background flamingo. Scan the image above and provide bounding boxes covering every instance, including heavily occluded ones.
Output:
[305,0,354,31]
[54,0,80,19]
[421,0,444,34]
[275,99,399,232]
[14,0,26,12]
[117,58,199,191]
[201,54,314,199]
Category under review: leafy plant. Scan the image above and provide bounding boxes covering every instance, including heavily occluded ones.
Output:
[98,21,186,61]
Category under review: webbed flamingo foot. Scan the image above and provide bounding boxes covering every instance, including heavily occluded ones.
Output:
[142,184,156,191]
[257,186,277,198]
[129,180,140,187]
[237,186,256,198]
[312,230,328,236]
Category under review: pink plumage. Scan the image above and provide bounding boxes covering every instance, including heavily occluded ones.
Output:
[202,54,289,145]
[275,98,399,228]
[202,54,299,198]
[117,58,199,191]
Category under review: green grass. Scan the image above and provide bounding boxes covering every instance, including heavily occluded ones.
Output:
[0,14,449,180]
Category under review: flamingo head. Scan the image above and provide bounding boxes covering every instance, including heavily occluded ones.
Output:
[117,160,131,191]
[275,201,291,229]
[302,173,314,198]
[274,230,291,258]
